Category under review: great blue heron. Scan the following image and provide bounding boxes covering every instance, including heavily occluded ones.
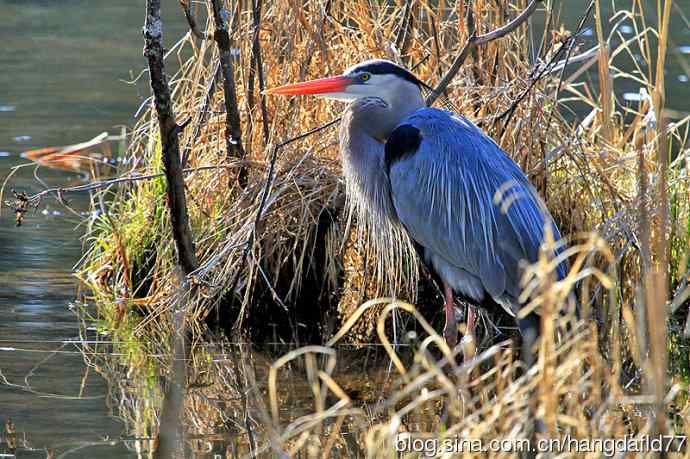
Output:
[266,59,568,356]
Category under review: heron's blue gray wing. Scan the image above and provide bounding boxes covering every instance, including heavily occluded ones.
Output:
[386,108,567,304]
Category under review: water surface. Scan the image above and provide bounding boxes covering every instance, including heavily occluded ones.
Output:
[0,1,184,456]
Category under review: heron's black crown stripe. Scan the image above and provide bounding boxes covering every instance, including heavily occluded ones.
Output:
[385,124,422,173]
[352,60,423,87]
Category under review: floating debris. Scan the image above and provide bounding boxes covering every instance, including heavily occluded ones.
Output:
[679,45,690,54]
[678,74,689,83]
[0,151,10,157]
[13,135,32,142]
[0,105,16,112]
[22,131,124,174]
[619,24,633,35]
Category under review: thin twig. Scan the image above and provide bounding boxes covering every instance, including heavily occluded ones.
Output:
[547,44,601,75]
[474,0,541,45]
[493,2,594,138]
[246,0,260,139]
[208,117,340,329]
[542,2,596,139]
[252,0,271,147]
[182,61,222,167]
[23,165,239,206]
[430,16,443,81]
[426,37,475,106]
[394,0,414,56]
[219,142,279,329]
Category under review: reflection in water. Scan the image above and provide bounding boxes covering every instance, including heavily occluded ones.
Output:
[86,338,402,458]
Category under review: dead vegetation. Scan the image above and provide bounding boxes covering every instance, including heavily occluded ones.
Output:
[58,0,690,456]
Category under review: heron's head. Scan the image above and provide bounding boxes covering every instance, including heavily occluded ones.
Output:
[264,59,424,106]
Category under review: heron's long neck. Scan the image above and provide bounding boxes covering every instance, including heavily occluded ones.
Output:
[339,101,398,223]
[338,95,422,222]
[338,96,423,297]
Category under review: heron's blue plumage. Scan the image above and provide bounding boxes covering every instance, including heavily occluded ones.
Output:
[387,108,567,311]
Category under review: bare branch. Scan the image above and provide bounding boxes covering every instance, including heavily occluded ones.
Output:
[247,0,269,145]
[426,0,542,106]
[250,0,270,146]
[474,0,541,45]
[179,0,207,40]
[144,0,197,275]
[547,44,601,75]
[426,37,475,106]
[22,165,236,206]
[210,0,247,187]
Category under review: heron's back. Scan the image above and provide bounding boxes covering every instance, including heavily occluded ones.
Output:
[386,108,568,311]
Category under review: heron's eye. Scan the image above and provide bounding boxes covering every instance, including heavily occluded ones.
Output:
[359,73,371,82]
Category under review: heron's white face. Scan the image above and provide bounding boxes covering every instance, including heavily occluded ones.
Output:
[320,71,407,103]
[264,67,423,108]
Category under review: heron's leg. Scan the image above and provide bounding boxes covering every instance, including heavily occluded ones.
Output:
[517,313,540,368]
[517,312,542,459]
[460,305,478,363]
[442,282,458,348]
[466,305,476,337]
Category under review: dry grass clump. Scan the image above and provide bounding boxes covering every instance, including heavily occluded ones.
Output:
[70,0,690,457]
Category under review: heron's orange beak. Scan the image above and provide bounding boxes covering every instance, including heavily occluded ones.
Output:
[263,75,354,96]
